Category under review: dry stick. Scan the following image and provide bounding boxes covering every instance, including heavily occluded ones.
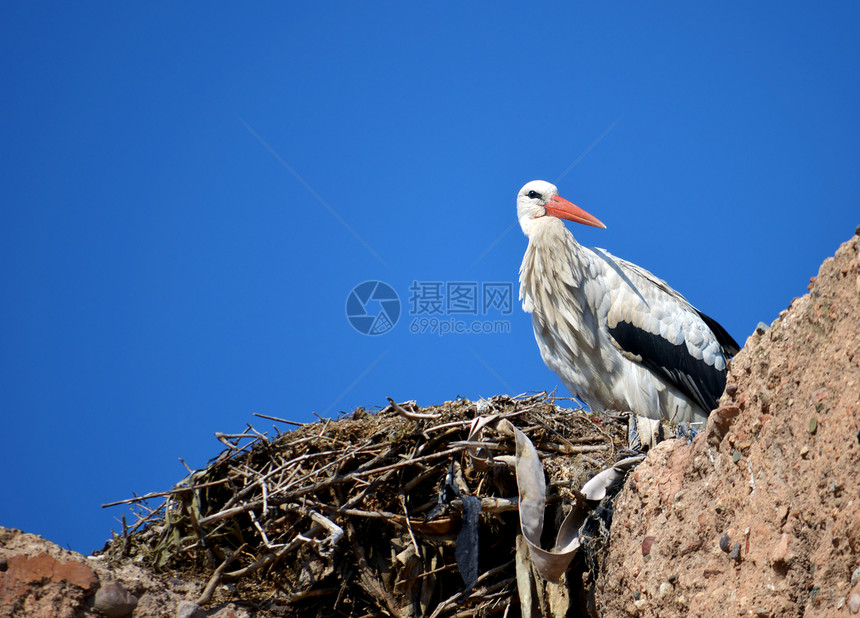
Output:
[423,405,536,435]
[264,436,390,501]
[318,505,401,522]
[423,418,476,433]
[304,509,345,548]
[580,414,618,457]
[248,510,285,550]
[213,432,264,459]
[388,397,440,420]
[429,562,516,618]
[201,442,472,525]
[223,543,294,580]
[215,432,264,453]
[253,412,305,426]
[126,502,165,535]
[215,431,263,440]
[195,543,248,606]
[284,587,339,604]
[337,466,399,513]
[536,442,609,455]
[468,576,517,598]
[451,582,517,617]
[399,493,422,558]
[260,478,269,517]
[120,514,129,557]
[403,464,443,492]
[414,561,460,579]
[102,478,230,508]
[449,440,507,450]
[245,423,269,441]
[349,441,401,474]
[354,445,467,478]
[221,448,341,510]
[198,503,260,526]
[451,496,518,513]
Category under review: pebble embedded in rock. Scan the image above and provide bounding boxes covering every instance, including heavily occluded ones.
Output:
[770,532,790,564]
[176,600,206,618]
[658,582,672,598]
[93,581,138,618]
[729,542,741,561]
[719,533,731,553]
[641,536,655,557]
[848,591,860,613]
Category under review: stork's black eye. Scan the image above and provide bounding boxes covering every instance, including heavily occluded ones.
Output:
[527,190,542,200]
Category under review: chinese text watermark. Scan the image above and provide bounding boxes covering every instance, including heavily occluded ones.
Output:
[346,281,514,336]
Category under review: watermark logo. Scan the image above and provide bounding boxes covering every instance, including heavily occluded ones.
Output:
[346,280,514,336]
[345,281,401,336]
[407,281,513,335]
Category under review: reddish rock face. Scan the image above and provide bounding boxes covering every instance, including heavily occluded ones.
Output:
[0,551,97,616]
[4,552,98,589]
[596,232,860,617]
[0,527,253,617]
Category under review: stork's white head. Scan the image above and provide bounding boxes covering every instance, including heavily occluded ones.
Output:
[516,180,606,237]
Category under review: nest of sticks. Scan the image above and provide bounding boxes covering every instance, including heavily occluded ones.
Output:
[102,393,631,617]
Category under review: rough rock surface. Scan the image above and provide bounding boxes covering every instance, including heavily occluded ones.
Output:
[0,527,249,617]
[595,231,860,617]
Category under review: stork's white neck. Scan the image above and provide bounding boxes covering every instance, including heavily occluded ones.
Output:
[520,215,578,247]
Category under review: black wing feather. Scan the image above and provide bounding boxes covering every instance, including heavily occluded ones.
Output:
[607,320,729,414]
[695,310,741,356]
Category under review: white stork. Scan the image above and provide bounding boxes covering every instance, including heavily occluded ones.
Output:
[517,180,740,424]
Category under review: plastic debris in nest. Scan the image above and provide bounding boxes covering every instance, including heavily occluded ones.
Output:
[100,393,639,617]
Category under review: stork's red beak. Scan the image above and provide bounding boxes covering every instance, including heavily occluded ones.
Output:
[545,194,607,229]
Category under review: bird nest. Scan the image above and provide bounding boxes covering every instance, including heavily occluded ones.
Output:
[101,393,631,617]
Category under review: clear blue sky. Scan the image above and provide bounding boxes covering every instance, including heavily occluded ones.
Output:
[2,3,858,553]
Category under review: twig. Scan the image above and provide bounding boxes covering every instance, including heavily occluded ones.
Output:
[224,544,293,580]
[449,440,507,450]
[403,464,443,492]
[387,397,440,420]
[195,543,247,606]
[253,412,305,426]
[120,514,129,557]
[353,445,468,478]
[304,508,345,550]
[451,496,518,513]
[249,510,286,550]
[399,493,422,559]
[101,478,229,508]
[536,442,610,454]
